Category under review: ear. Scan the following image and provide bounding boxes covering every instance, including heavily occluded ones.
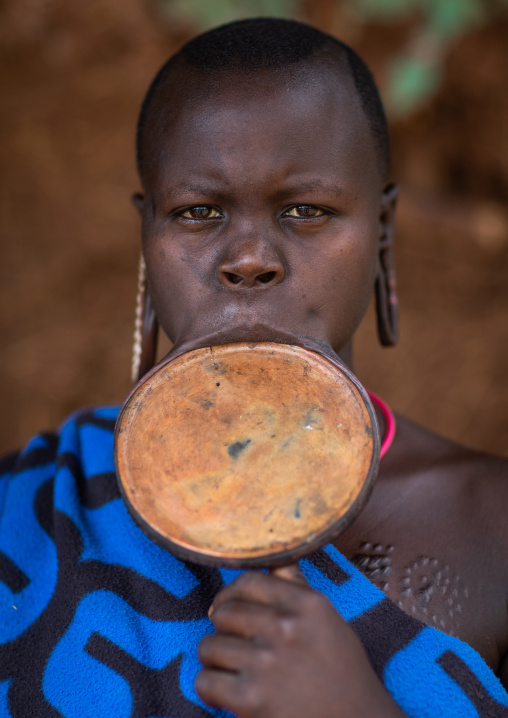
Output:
[131,192,144,215]
[375,182,400,347]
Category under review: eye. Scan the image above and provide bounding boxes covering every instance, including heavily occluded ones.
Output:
[284,205,327,218]
[179,206,222,220]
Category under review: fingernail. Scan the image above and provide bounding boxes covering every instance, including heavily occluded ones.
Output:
[269,564,307,584]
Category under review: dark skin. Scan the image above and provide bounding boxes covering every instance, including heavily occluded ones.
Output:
[136,53,508,716]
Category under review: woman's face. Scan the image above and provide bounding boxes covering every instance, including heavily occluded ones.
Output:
[139,62,389,359]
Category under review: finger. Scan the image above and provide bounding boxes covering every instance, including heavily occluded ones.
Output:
[210,569,309,616]
[269,563,307,584]
[198,633,259,672]
[195,668,247,711]
[211,598,276,641]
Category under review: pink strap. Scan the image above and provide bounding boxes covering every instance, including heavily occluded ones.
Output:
[366,390,396,459]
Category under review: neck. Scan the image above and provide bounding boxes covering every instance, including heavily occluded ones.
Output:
[337,341,353,369]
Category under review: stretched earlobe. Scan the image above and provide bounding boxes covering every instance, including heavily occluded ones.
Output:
[375,183,399,347]
[131,254,159,383]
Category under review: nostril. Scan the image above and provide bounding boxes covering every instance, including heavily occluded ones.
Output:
[226,273,243,285]
[256,271,277,285]
[221,269,281,288]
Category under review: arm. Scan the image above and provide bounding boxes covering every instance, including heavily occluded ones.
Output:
[195,568,406,718]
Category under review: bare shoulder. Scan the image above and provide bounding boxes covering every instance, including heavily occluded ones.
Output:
[386,415,508,587]
[347,412,508,543]
[393,415,508,515]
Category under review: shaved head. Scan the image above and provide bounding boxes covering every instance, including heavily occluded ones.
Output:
[136,18,390,184]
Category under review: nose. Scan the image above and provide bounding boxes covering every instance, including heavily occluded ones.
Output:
[217,238,285,289]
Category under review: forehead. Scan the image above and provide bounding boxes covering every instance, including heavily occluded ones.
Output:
[141,59,381,194]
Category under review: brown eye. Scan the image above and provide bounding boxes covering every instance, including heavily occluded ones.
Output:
[286,205,325,218]
[181,206,221,220]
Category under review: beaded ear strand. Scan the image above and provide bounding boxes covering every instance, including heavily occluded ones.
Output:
[131,254,147,383]
[131,253,159,384]
[366,390,396,458]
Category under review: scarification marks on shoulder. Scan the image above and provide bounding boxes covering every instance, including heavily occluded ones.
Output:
[398,556,469,634]
[352,542,394,593]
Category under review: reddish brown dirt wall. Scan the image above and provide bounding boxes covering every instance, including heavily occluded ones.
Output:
[1,1,507,456]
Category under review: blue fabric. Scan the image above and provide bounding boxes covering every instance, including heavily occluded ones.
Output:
[0,407,507,717]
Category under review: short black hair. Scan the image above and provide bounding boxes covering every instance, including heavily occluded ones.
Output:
[136,18,390,181]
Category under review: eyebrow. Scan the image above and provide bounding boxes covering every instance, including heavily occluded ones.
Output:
[159,182,228,202]
[274,180,345,199]
[158,178,345,203]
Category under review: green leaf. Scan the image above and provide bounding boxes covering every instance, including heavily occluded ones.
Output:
[425,0,485,40]
[157,0,300,31]
[386,55,441,116]
[345,0,420,21]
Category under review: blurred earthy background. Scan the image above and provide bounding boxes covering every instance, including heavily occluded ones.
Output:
[0,0,507,456]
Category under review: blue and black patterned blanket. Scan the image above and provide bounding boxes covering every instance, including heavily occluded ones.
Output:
[1,407,507,717]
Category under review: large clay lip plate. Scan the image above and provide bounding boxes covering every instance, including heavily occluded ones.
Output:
[115,342,380,568]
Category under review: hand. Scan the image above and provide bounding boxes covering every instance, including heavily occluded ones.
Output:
[195,566,405,718]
